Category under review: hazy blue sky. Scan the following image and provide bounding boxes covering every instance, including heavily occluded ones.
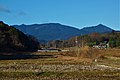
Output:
[0,0,119,30]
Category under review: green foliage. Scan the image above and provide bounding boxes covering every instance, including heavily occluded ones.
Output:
[109,38,116,48]
[9,28,19,35]
[88,42,96,47]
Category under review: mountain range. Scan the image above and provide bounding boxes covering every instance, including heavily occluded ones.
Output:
[13,23,114,41]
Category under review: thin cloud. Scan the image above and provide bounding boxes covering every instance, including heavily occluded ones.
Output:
[0,5,11,13]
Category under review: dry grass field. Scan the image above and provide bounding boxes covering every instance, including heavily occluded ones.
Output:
[0,48,120,80]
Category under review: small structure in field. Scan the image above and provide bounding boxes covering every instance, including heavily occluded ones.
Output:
[38,48,61,52]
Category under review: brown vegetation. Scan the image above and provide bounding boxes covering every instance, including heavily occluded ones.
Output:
[61,46,104,62]
[0,49,120,80]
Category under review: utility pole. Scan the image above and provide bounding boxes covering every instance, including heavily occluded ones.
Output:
[75,36,79,58]
[75,36,78,46]
[81,34,84,48]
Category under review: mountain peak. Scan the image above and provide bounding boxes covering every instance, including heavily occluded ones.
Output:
[42,23,62,26]
[47,23,61,25]
[97,24,105,26]
[96,24,112,30]
[81,24,113,34]
[21,24,26,26]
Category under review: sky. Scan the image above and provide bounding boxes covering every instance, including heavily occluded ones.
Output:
[0,0,119,30]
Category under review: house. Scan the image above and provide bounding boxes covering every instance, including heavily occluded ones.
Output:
[93,42,109,49]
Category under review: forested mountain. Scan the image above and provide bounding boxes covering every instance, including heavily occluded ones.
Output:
[0,21,39,52]
[13,23,83,41]
[13,23,114,41]
[80,24,113,34]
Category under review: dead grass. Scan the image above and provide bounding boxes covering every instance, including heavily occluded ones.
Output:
[104,49,120,57]
[61,46,104,62]
[0,70,120,80]
[0,48,120,80]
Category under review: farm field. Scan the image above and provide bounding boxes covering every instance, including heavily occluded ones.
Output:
[0,49,120,80]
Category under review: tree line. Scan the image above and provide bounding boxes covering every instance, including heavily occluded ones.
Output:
[42,31,120,49]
